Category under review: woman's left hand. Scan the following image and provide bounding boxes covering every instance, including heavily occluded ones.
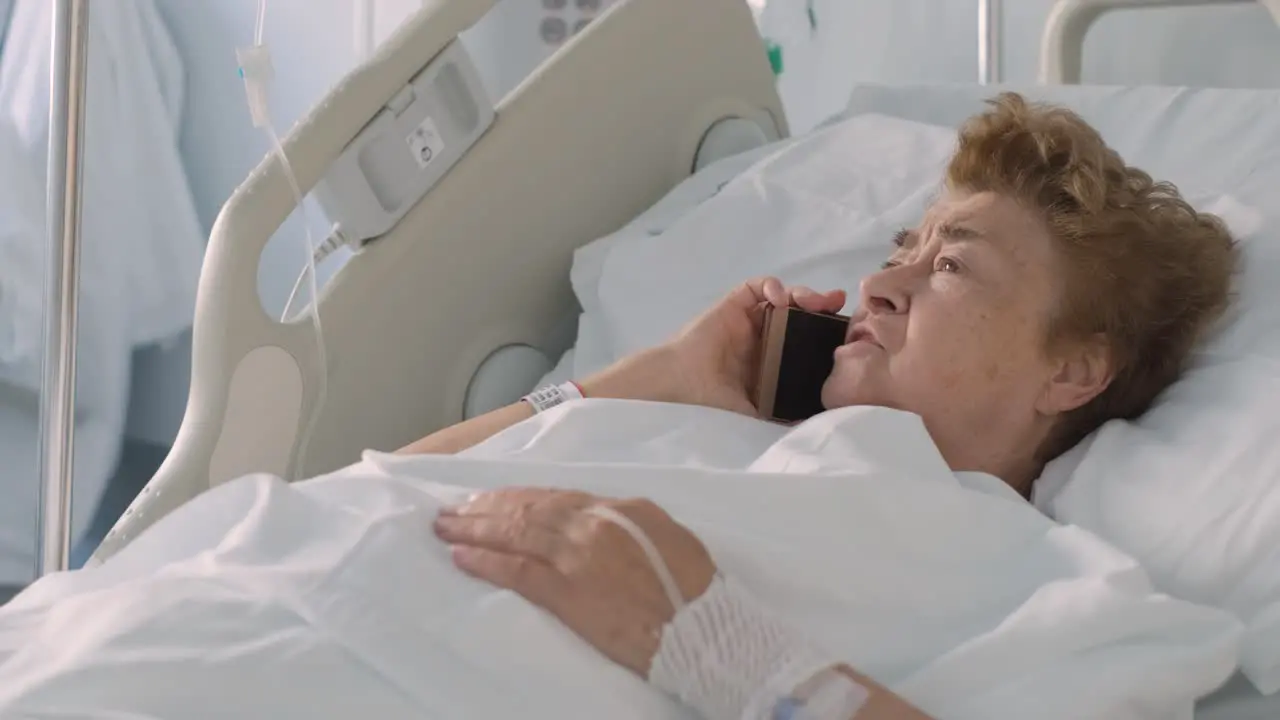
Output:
[433,488,716,676]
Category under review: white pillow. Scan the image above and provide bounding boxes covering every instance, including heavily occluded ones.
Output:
[565,142,788,379]
[565,84,1280,695]
[571,112,956,375]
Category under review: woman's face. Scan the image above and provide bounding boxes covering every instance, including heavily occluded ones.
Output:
[822,190,1106,483]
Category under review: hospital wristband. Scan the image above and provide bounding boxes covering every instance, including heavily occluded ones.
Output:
[648,574,855,720]
[520,381,585,414]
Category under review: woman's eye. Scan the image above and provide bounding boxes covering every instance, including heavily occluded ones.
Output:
[881,260,899,270]
[935,257,961,273]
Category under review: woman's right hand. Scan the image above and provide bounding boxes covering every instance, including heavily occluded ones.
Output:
[584,277,844,416]
[665,277,846,415]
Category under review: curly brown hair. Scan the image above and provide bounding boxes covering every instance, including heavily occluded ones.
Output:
[945,92,1239,462]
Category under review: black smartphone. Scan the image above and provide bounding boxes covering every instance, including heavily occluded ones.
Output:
[753,305,850,423]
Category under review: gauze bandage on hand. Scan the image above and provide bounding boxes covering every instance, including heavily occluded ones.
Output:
[585,504,865,720]
[647,573,840,720]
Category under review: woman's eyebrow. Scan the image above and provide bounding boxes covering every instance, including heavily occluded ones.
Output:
[937,222,985,242]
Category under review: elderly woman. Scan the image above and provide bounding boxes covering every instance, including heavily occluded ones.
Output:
[401,93,1238,719]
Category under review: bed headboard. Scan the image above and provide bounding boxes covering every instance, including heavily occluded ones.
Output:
[1039,0,1280,83]
[90,0,785,562]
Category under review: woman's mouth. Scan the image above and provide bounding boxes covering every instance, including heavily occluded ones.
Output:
[838,324,883,356]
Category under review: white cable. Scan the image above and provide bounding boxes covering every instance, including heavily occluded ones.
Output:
[585,505,686,612]
[241,0,328,481]
[281,226,353,324]
[354,0,376,61]
[254,0,267,46]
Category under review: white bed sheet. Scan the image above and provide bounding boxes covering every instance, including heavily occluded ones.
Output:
[1197,674,1280,720]
[0,402,1241,719]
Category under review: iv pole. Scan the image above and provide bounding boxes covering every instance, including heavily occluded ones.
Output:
[978,0,1003,84]
[37,0,91,578]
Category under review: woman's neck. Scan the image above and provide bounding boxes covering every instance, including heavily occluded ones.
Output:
[935,424,1046,500]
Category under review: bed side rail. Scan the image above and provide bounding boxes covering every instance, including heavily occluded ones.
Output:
[88,0,497,562]
[1039,0,1278,84]
[90,0,786,565]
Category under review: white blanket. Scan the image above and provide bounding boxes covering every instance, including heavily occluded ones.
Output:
[0,402,1242,719]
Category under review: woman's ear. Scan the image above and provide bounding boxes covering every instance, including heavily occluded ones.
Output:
[1038,335,1114,416]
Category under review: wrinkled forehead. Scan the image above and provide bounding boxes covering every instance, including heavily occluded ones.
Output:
[918,190,1053,261]
[922,191,1011,231]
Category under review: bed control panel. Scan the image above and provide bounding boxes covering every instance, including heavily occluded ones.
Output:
[313,40,495,245]
[539,0,614,47]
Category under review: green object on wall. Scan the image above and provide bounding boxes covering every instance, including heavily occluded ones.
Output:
[766,39,783,75]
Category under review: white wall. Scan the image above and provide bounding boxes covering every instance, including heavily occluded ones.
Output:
[768,0,1280,134]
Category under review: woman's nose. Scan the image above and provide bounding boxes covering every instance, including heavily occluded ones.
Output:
[858,269,910,315]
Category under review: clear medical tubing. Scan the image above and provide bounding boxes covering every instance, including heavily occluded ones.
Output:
[37,0,91,578]
[246,0,328,480]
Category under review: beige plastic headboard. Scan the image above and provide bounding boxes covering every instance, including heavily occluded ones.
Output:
[89,0,786,563]
[1039,0,1280,83]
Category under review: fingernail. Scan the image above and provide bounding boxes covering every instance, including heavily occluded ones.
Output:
[450,545,474,566]
[440,493,479,515]
[433,515,456,537]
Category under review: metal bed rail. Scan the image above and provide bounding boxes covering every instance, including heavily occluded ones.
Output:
[1039,0,1280,83]
[979,0,1004,84]
[38,0,90,578]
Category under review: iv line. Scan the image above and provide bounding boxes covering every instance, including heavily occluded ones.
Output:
[240,0,332,481]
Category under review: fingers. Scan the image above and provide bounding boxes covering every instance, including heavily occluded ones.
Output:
[436,488,590,558]
[450,545,569,614]
[761,276,790,308]
[436,489,582,617]
[791,286,847,314]
[739,277,846,314]
[434,512,565,560]
[451,487,592,517]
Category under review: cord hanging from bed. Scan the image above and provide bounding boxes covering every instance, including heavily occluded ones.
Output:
[237,0,335,481]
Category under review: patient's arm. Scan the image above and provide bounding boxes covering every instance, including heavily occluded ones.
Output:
[438,489,936,720]
[400,276,843,455]
[395,401,536,455]
[396,347,679,455]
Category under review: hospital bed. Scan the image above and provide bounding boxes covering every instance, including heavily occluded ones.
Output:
[88,0,788,556]
[75,0,1279,715]
[84,0,1280,560]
